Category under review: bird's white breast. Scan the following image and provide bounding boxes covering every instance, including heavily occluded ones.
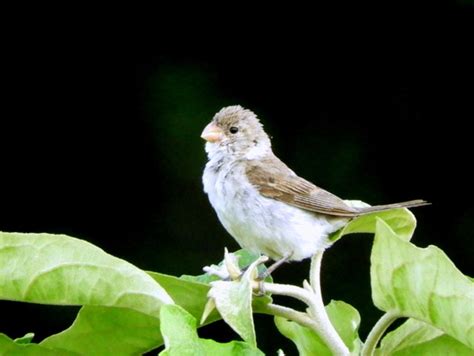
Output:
[203,148,347,261]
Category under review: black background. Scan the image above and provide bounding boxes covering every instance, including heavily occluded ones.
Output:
[1,2,473,354]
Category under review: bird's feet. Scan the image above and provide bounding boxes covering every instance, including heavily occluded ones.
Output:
[203,250,292,296]
[257,254,291,281]
[253,254,292,296]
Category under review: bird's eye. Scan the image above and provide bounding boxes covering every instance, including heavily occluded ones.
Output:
[229,126,239,134]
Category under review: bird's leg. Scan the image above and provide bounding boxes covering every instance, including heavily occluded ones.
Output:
[258,254,291,281]
[253,255,291,297]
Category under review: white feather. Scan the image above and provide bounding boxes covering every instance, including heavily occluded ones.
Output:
[203,143,347,261]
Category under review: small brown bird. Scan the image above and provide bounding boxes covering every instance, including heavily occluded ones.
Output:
[201,106,428,263]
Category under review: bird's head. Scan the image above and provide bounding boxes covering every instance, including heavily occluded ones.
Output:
[201,105,271,159]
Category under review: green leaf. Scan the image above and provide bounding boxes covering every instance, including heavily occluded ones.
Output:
[330,204,416,243]
[275,300,361,355]
[326,300,362,352]
[275,316,327,356]
[208,278,255,346]
[0,333,74,355]
[159,304,264,356]
[14,332,35,344]
[376,318,473,355]
[371,218,474,349]
[0,232,173,317]
[233,250,267,271]
[251,293,273,314]
[180,272,221,284]
[40,306,161,355]
[207,257,265,347]
[41,271,238,355]
[148,272,220,324]
[149,271,271,323]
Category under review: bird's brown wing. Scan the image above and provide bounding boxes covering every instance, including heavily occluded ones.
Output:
[246,159,359,217]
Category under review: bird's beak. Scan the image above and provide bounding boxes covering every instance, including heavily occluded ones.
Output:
[201,122,224,143]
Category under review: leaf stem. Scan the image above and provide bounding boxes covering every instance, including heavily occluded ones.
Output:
[361,312,398,356]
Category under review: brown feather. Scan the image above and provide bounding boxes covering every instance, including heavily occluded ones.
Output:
[358,200,430,213]
[246,159,430,217]
[246,159,360,217]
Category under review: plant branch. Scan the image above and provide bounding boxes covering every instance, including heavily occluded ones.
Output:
[252,281,316,308]
[309,250,323,294]
[259,303,318,330]
[361,312,398,356]
[254,251,349,355]
[307,251,349,355]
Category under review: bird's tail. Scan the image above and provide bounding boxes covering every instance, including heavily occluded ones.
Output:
[357,199,430,215]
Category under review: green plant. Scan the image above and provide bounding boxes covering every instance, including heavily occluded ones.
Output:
[0,206,472,355]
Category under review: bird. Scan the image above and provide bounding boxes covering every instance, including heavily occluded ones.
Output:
[201,105,429,264]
